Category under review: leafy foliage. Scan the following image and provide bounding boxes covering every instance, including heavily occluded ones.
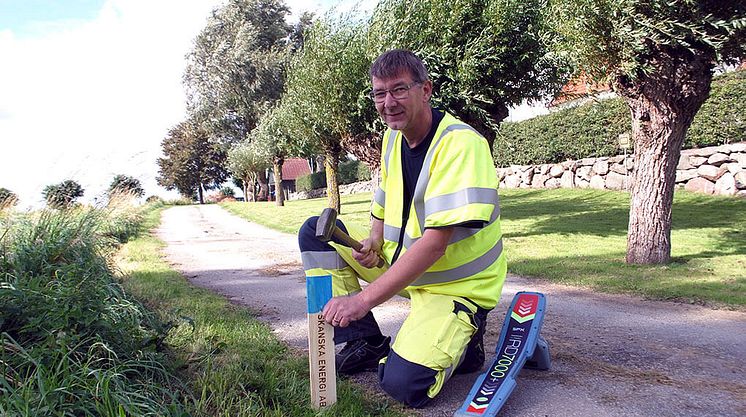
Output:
[548,0,746,81]
[157,120,228,203]
[295,171,327,193]
[226,140,269,202]
[495,98,630,166]
[686,69,746,145]
[220,186,236,198]
[184,0,292,144]
[42,180,84,209]
[368,0,570,143]
[108,174,145,198]
[282,17,375,211]
[338,159,371,184]
[0,208,188,415]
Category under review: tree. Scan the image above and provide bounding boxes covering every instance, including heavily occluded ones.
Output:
[226,140,269,202]
[549,0,745,264]
[0,188,18,210]
[184,0,292,145]
[108,175,145,198]
[368,0,569,149]
[283,17,377,212]
[157,120,228,204]
[43,180,84,209]
[251,101,316,206]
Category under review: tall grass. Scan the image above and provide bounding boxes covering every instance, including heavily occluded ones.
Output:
[0,203,190,416]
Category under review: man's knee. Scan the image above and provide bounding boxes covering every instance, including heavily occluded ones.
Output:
[378,350,437,408]
[298,216,320,250]
[298,215,349,251]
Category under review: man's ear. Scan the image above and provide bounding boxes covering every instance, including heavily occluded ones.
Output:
[422,80,433,102]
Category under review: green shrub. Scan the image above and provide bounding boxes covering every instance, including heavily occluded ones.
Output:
[165,197,194,206]
[220,186,236,197]
[296,171,327,192]
[494,70,746,166]
[687,70,746,147]
[495,98,629,166]
[338,160,372,184]
[0,208,188,416]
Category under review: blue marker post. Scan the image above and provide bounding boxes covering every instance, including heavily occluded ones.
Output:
[306,275,336,408]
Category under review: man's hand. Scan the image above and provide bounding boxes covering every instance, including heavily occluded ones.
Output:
[352,237,383,269]
[322,294,371,328]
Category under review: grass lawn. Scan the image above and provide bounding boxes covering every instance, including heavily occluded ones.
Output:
[118,206,409,417]
[222,188,746,309]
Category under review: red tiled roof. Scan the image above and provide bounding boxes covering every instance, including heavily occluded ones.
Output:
[549,74,610,107]
[282,158,311,180]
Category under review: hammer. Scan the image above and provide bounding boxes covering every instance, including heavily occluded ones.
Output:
[315,208,385,268]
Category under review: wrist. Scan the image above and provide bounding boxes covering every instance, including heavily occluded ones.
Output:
[357,290,375,312]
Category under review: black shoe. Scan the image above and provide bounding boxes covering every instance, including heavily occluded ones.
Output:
[456,322,486,374]
[336,336,391,375]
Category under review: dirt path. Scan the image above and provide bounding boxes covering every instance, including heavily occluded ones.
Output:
[155,205,746,417]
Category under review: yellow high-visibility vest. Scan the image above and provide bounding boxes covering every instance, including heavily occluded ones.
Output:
[371,111,507,309]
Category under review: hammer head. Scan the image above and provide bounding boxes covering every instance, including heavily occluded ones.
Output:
[315,208,338,242]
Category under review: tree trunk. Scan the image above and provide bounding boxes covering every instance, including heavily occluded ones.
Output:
[324,150,341,213]
[613,46,712,264]
[241,175,251,202]
[197,183,204,204]
[257,170,269,201]
[273,157,285,207]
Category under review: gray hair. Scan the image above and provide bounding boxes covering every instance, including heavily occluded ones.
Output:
[370,49,429,83]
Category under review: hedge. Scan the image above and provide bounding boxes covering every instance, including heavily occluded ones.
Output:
[296,171,327,192]
[295,160,372,192]
[494,70,746,166]
[339,160,371,184]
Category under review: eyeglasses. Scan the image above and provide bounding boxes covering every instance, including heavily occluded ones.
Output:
[368,82,422,103]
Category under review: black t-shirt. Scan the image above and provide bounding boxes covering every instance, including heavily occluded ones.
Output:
[401,107,444,213]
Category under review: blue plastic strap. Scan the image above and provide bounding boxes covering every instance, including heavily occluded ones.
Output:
[306,275,333,314]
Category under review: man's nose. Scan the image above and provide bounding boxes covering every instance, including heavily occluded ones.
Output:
[383,91,398,107]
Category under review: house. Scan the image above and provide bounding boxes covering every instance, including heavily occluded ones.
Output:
[548,73,613,110]
[267,158,312,200]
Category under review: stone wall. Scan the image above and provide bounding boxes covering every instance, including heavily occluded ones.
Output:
[290,142,746,200]
[497,142,746,198]
[288,180,376,201]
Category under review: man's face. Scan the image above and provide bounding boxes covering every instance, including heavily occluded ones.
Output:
[371,71,432,132]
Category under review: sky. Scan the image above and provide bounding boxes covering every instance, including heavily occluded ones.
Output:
[0,0,365,209]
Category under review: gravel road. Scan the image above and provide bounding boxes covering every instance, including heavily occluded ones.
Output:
[155,204,746,417]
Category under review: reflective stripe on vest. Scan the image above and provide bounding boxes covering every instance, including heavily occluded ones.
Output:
[413,238,504,286]
[383,189,500,250]
[374,186,386,208]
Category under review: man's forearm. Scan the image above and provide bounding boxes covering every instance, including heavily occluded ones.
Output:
[369,217,383,247]
[358,227,453,310]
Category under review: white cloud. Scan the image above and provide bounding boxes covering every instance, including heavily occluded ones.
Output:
[0,0,371,210]
[0,0,223,209]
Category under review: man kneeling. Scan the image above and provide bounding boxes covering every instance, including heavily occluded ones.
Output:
[298,49,507,408]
